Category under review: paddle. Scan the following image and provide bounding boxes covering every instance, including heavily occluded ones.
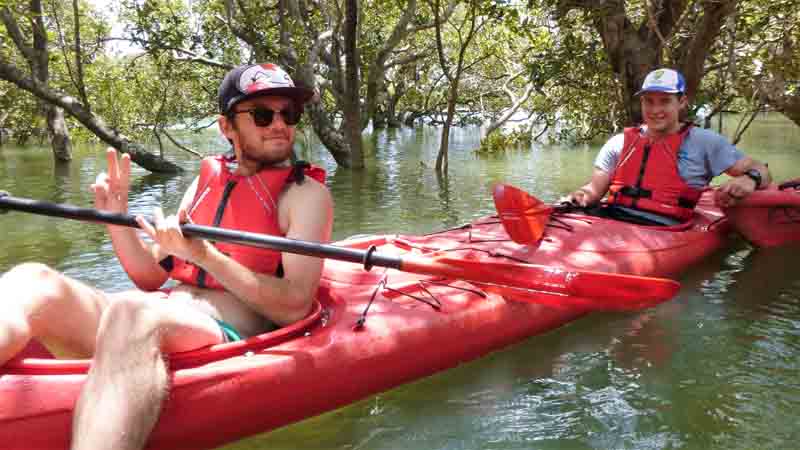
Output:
[0,192,680,311]
[492,183,556,244]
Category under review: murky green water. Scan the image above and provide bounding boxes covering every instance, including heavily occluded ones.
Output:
[1,114,800,449]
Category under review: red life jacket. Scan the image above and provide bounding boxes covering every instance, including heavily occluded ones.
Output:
[170,155,326,289]
[607,125,702,222]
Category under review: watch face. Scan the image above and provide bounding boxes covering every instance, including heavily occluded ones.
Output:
[746,169,761,187]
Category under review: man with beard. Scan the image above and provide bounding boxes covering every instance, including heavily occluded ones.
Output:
[0,63,333,450]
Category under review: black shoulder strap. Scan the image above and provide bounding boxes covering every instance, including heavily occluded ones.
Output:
[289,149,309,185]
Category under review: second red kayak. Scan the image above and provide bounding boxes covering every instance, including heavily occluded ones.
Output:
[724,178,800,247]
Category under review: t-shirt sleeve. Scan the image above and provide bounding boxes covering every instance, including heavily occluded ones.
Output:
[698,129,745,177]
[594,133,624,173]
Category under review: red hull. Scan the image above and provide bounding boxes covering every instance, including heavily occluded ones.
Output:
[0,196,729,450]
[725,180,800,247]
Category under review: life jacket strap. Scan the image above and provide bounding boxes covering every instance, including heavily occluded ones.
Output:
[618,185,653,199]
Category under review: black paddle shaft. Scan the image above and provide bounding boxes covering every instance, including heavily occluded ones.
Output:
[0,193,401,271]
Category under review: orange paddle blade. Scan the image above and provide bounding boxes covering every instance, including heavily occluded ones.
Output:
[492,183,552,244]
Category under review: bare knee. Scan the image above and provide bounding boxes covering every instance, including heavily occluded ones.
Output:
[90,299,170,400]
[97,297,161,345]
[1,263,68,313]
[2,262,61,288]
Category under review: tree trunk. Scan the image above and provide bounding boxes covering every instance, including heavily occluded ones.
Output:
[278,2,357,170]
[590,9,660,124]
[0,110,8,147]
[760,85,800,128]
[2,2,75,160]
[435,120,450,173]
[342,0,364,169]
[386,82,405,127]
[31,0,74,161]
[482,81,536,139]
[564,0,735,125]
[757,34,800,128]
[0,60,182,173]
[781,97,800,128]
[304,102,353,167]
[435,86,458,173]
[45,105,72,162]
[364,0,417,129]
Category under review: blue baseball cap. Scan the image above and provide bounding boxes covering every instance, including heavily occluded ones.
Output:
[635,68,686,96]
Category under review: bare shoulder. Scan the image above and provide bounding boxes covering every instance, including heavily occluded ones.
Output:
[283,177,333,212]
[278,177,334,239]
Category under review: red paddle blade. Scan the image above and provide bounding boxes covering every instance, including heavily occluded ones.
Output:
[492,183,552,244]
[400,256,680,311]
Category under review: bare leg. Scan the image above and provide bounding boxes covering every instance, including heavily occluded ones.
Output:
[71,295,223,450]
[0,263,108,365]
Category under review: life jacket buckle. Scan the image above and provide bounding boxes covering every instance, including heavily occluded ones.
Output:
[619,186,652,199]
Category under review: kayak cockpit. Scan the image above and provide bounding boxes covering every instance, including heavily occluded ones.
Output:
[4,300,324,375]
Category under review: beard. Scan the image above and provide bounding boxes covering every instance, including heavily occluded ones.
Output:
[237,135,294,168]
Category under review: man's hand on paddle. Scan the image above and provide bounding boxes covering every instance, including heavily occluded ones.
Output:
[136,208,210,263]
[562,169,612,208]
[91,148,131,213]
[563,188,594,207]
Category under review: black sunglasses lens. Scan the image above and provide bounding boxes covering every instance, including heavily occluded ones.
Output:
[248,108,301,126]
[250,109,275,127]
[281,108,302,125]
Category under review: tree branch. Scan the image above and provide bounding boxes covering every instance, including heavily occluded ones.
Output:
[162,129,203,157]
[30,0,48,81]
[72,0,89,107]
[0,7,37,70]
[0,57,182,172]
[680,0,736,100]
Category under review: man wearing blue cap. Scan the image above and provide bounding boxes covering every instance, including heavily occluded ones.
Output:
[0,63,333,449]
[565,68,771,224]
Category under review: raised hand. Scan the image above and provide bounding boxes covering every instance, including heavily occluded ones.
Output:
[91,148,131,213]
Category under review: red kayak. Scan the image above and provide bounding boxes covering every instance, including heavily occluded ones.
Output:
[724,178,800,247]
[0,189,729,450]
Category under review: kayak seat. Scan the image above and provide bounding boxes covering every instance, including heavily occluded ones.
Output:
[4,300,325,374]
[580,204,682,227]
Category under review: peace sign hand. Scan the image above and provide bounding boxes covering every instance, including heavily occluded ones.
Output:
[91,148,131,213]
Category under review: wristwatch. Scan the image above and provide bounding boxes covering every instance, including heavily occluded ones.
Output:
[744,169,762,189]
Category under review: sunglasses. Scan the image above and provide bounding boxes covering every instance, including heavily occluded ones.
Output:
[232,107,302,127]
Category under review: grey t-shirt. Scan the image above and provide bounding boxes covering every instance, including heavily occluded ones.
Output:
[594,127,745,188]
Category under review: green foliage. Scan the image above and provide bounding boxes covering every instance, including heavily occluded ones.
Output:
[475,128,532,154]
[2,0,800,160]
[83,54,220,142]
[0,80,45,145]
